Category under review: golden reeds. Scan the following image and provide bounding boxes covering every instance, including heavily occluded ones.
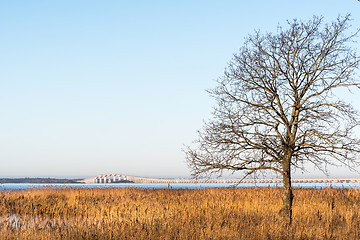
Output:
[0,187,359,239]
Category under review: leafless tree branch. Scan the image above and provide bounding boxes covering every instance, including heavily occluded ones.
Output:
[184,15,360,222]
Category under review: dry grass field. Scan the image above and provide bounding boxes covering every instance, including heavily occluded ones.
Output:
[0,187,359,239]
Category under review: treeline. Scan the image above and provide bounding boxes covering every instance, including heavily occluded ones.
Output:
[0,178,81,184]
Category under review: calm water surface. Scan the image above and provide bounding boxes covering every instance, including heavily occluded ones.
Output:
[1,182,360,191]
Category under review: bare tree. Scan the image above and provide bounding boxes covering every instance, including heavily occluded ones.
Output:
[185,15,360,223]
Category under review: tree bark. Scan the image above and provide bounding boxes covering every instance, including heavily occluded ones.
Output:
[281,162,293,224]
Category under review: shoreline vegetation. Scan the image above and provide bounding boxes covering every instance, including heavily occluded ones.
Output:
[0,187,359,239]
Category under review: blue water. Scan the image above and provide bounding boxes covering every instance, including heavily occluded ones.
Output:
[1,182,360,191]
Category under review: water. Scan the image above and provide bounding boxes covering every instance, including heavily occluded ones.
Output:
[1,182,360,191]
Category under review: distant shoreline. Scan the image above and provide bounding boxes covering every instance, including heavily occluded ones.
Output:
[0,178,82,184]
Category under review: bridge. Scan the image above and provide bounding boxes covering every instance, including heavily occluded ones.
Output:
[80,174,360,184]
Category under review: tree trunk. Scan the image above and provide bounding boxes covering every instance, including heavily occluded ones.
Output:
[281,166,293,224]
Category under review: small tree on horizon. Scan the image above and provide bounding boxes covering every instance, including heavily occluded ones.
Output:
[185,15,360,223]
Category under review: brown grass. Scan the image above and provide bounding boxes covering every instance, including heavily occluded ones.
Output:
[0,187,359,239]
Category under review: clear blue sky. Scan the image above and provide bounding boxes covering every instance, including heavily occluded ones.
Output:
[0,1,359,178]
